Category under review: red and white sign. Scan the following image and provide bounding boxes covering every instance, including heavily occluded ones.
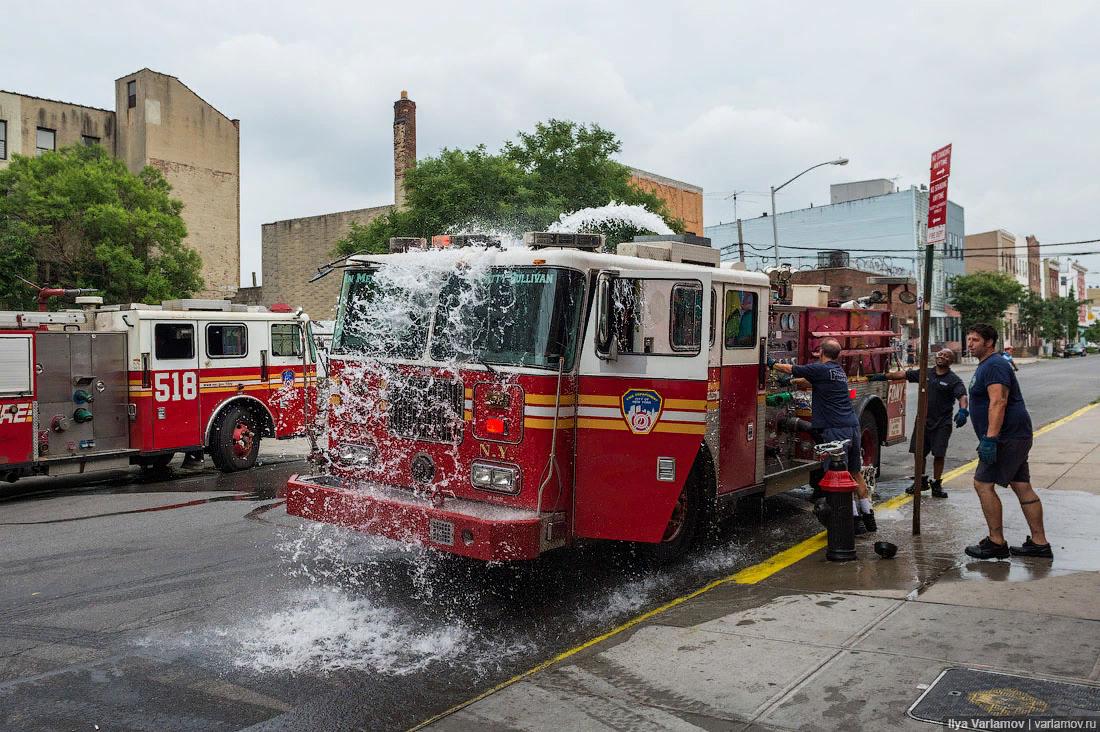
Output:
[927,144,952,245]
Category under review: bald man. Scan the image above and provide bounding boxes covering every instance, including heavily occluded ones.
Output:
[770,338,876,533]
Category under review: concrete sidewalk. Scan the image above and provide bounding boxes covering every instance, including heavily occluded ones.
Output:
[422,404,1100,731]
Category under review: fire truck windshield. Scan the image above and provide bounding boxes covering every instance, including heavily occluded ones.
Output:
[332,265,586,370]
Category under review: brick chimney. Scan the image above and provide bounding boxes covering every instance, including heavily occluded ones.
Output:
[393,91,416,210]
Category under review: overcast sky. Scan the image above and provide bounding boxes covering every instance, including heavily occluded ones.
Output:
[7,0,1100,288]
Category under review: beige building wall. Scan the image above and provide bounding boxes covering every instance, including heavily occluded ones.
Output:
[0,91,115,168]
[629,168,704,236]
[260,205,392,319]
[115,69,240,299]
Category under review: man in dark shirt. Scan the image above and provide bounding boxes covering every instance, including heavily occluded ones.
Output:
[963,323,1051,560]
[877,349,968,498]
[770,337,876,532]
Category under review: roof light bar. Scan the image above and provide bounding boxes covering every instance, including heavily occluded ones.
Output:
[524,232,605,251]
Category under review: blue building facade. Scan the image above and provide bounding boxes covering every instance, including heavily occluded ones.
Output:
[705,185,965,344]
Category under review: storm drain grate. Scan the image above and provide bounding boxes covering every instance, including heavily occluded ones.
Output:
[908,667,1100,727]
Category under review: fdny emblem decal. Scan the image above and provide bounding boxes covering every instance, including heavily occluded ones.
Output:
[281,369,295,386]
[621,389,663,435]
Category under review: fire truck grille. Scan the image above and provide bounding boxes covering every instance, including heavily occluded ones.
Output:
[388,376,465,444]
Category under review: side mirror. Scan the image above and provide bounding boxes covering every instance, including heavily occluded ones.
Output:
[595,273,618,361]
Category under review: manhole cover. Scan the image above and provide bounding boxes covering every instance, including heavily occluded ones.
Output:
[909,668,1100,727]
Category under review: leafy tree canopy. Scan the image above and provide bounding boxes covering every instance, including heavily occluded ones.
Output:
[335,120,683,256]
[949,271,1025,332]
[0,144,202,309]
[1016,288,1082,344]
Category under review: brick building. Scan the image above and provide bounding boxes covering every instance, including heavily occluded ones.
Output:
[628,168,703,236]
[0,69,240,299]
[253,93,705,318]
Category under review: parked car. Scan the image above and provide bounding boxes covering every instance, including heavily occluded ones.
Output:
[1063,343,1087,357]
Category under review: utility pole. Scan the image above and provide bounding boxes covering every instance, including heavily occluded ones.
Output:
[737,219,745,263]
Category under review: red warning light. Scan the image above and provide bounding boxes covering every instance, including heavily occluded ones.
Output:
[486,417,506,435]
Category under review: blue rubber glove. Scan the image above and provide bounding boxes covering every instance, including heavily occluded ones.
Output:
[766,356,776,369]
[777,374,792,387]
[868,373,887,382]
[954,407,969,428]
[978,436,997,464]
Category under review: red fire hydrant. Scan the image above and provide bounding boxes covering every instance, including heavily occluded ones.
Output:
[814,440,858,562]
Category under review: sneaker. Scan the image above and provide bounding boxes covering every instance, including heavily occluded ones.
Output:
[965,537,1010,560]
[1010,536,1053,558]
[931,480,948,499]
[861,509,877,533]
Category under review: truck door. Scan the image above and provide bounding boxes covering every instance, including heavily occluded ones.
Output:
[574,271,710,543]
[718,286,766,493]
[150,321,201,450]
[267,321,308,437]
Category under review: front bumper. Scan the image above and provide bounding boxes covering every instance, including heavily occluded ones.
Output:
[284,474,567,561]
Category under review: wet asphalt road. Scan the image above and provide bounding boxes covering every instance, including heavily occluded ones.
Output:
[0,357,1095,732]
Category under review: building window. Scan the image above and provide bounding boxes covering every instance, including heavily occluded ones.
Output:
[0,120,6,159]
[127,80,137,108]
[82,135,100,147]
[36,128,55,155]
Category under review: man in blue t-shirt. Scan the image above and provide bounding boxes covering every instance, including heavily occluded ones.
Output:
[963,322,1051,560]
[770,337,876,533]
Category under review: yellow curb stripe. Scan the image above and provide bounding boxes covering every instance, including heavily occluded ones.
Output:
[407,400,1100,732]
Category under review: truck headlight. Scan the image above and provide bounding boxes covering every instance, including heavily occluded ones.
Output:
[470,461,520,494]
[337,442,377,468]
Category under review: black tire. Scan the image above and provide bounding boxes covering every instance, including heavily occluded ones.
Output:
[209,403,260,472]
[858,409,880,474]
[642,474,702,562]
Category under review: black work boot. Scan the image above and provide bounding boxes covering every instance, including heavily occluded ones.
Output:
[965,537,1010,560]
[861,509,877,533]
[853,514,865,536]
[931,479,948,499]
[905,476,929,495]
[1010,536,1053,558]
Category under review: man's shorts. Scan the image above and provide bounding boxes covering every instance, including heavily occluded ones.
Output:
[974,437,1033,487]
[822,425,862,473]
[909,423,952,458]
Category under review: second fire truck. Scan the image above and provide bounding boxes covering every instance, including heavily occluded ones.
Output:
[0,297,317,481]
[286,234,907,560]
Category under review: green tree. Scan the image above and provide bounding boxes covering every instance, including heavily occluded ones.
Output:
[335,120,683,256]
[949,271,1025,332]
[0,144,202,308]
[1017,290,1046,345]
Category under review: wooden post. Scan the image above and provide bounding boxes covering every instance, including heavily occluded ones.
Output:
[737,219,745,263]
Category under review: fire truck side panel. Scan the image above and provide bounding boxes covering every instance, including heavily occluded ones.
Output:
[37,332,130,462]
[266,321,310,437]
[716,284,769,494]
[0,332,36,466]
[148,319,203,450]
[573,374,707,543]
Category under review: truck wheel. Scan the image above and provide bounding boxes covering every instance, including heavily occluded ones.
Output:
[209,404,260,472]
[859,409,880,473]
[643,475,702,562]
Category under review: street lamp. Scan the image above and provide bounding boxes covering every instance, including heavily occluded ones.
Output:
[771,157,849,266]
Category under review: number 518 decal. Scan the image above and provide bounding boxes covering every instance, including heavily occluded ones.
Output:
[154,371,199,402]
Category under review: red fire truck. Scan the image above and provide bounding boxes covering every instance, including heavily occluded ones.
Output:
[0,298,317,481]
[285,234,907,560]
